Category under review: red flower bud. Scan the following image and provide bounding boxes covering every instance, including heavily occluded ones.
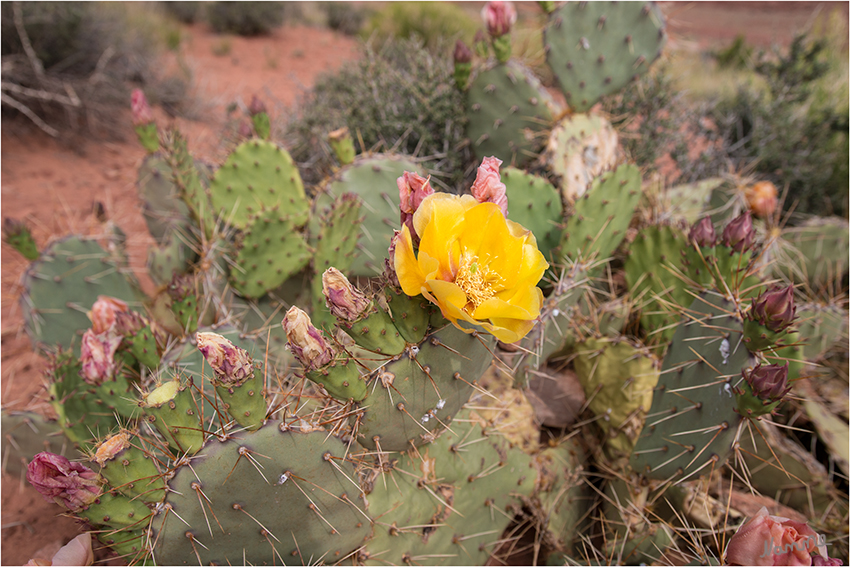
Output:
[322,268,371,321]
[196,332,255,386]
[454,40,473,64]
[248,94,267,116]
[283,307,334,371]
[27,452,100,511]
[470,156,508,217]
[689,217,717,248]
[721,211,755,253]
[744,364,790,402]
[130,89,154,126]
[482,1,517,38]
[751,286,797,332]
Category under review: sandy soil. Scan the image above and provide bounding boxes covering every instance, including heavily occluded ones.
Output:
[0,4,844,565]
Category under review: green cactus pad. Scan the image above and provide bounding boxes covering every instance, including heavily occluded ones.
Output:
[96,437,167,502]
[662,178,723,225]
[559,164,641,265]
[21,236,141,354]
[502,166,563,263]
[544,2,667,112]
[147,234,196,287]
[770,216,849,295]
[573,337,659,458]
[795,303,848,361]
[230,207,312,299]
[384,288,432,345]
[78,491,153,531]
[209,139,309,230]
[319,156,421,277]
[632,292,756,481]
[544,114,620,202]
[310,193,364,330]
[143,378,206,455]
[624,224,691,344]
[1,410,68,477]
[162,130,216,240]
[137,154,194,246]
[466,60,557,167]
[150,426,370,565]
[357,325,495,452]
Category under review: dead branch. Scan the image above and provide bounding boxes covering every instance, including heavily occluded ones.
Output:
[0,93,58,137]
[1,81,78,107]
[12,2,45,83]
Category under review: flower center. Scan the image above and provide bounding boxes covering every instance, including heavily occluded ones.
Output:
[455,253,499,311]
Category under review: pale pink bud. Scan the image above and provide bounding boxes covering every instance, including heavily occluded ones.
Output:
[725,507,823,566]
[79,329,122,386]
[196,332,255,386]
[27,452,100,511]
[130,89,154,126]
[398,171,434,243]
[88,296,128,334]
[471,156,508,217]
[322,268,371,321]
[482,1,517,38]
[283,307,334,371]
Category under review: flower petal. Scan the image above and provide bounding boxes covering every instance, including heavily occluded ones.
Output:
[394,225,425,297]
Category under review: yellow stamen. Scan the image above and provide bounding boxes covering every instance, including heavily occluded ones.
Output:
[455,254,499,311]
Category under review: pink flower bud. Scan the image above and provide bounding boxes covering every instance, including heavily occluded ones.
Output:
[688,217,717,248]
[398,171,434,243]
[238,120,254,138]
[725,507,824,566]
[130,89,154,126]
[482,1,517,38]
[196,332,255,386]
[27,452,100,511]
[283,307,334,371]
[471,156,508,217]
[88,296,128,335]
[79,329,122,386]
[744,364,790,402]
[322,268,371,321]
[721,211,755,253]
[751,286,797,333]
[812,555,842,566]
[248,94,267,116]
[746,181,779,219]
[454,40,473,64]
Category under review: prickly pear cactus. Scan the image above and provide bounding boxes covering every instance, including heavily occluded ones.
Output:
[21,236,141,354]
[502,166,563,263]
[544,1,667,112]
[466,60,558,167]
[632,292,756,480]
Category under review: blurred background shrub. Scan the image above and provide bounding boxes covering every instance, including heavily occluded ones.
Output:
[206,1,285,36]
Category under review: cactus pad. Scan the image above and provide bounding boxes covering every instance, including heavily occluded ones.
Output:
[502,166,563,264]
[544,2,667,112]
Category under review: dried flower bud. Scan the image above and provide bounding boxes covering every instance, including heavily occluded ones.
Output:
[688,217,717,248]
[80,329,122,386]
[168,273,195,302]
[746,181,778,219]
[93,431,131,466]
[283,307,334,371]
[398,171,434,244]
[453,40,473,64]
[322,268,371,321]
[27,452,100,511]
[196,332,255,386]
[471,156,508,217]
[482,1,517,38]
[744,364,790,402]
[721,211,755,253]
[248,94,266,116]
[383,231,402,288]
[88,296,128,334]
[113,310,146,336]
[130,89,154,126]
[751,286,797,333]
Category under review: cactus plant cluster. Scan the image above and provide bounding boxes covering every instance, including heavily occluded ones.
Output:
[3,2,848,566]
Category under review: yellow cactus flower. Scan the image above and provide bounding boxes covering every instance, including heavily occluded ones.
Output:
[394,192,547,343]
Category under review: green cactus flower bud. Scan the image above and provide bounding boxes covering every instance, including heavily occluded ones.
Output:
[328,126,355,165]
[473,29,490,58]
[454,40,473,90]
[2,217,39,260]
